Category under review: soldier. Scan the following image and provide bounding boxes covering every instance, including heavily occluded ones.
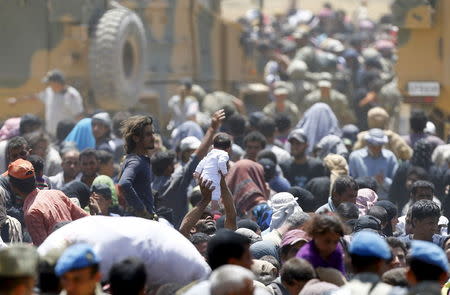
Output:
[263,87,299,124]
[0,244,39,295]
[55,243,106,295]
[302,80,356,124]
[8,69,84,138]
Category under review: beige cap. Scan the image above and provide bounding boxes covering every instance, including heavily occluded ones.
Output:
[0,244,39,277]
[274,87,289,96]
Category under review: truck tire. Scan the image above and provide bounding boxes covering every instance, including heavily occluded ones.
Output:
[89,8,147,110]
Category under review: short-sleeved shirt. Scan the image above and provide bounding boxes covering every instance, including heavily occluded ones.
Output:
[297,240,346,275]
[281,157,326,188]
[167,95,199,129]
[39,86,84,136]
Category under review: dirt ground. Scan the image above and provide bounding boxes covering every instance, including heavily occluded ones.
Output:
[222,0,393,21]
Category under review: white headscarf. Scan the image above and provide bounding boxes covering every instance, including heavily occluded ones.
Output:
[269,192,303,231]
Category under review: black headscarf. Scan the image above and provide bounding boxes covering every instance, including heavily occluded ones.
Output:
[411,138,433,171]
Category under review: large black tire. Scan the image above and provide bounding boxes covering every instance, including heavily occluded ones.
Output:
[89,8,147,110]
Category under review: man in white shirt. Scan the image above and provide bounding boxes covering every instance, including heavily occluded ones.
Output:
[167,79,199,131]
[8,70,84,137]
[49,148,81,189]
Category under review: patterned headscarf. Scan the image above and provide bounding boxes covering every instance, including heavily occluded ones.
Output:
[0,118,20,141]
[269,192,303,231]
[411,138,433,171]
[356,188,378,215]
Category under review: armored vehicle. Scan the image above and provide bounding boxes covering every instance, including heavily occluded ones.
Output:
[393,0,450,136]
[0,0,261,124]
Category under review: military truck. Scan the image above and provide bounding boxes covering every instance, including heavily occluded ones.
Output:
[0,0,261,125]
[392,0,450,137]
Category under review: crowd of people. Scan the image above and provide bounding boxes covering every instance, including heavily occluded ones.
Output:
[2,1,450,295]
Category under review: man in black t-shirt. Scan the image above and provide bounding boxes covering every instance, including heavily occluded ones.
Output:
[281,129,325,188]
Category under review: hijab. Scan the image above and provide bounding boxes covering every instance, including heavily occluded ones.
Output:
[63,118,95,151]
[227,159,269,216]
[296,103,341,154]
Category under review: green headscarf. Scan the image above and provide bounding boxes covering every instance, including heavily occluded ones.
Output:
[92,175,118,206]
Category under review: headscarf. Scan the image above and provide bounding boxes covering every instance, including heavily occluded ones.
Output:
[269,192,303,231]
[367,107,389,129]
[61,181,91,209]
[252,203,272,231]
[0,118,21,141]
[227,159,269,216]
[323,154,349,193]
[296,103,341,154]
[411,138,433,171]
[63,118,95,151]
[92,175,118,206]
[356,188,378,215]
[92,112,113,131]
[316,135,348,159]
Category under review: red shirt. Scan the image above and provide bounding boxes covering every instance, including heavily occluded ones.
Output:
[23,189,89,245]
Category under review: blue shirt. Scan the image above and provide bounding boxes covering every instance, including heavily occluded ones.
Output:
[349,147,398,186]
[118,154,154,213]
[397,234,449,249]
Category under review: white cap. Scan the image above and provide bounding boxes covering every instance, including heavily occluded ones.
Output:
[274,87,289,96]
[179,136,201,152]
[425,121,436,135]
[318,80,332,88]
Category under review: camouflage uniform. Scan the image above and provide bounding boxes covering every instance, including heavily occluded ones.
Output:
[302,89,356,124]
[263,100,300,124]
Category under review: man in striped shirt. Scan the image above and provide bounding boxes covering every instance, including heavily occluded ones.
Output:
[7,159,88,245]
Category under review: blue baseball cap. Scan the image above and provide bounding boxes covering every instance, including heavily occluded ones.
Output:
[349,231,391,260]
[410,240,449,273]
[55,243,100,277]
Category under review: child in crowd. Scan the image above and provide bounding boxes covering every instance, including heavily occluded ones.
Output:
[296,214,346,275]
[194,133,231,210]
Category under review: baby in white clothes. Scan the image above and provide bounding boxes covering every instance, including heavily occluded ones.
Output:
[194,133,231,201]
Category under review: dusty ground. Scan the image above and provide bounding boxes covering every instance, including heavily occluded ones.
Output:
[222,0,393,21]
